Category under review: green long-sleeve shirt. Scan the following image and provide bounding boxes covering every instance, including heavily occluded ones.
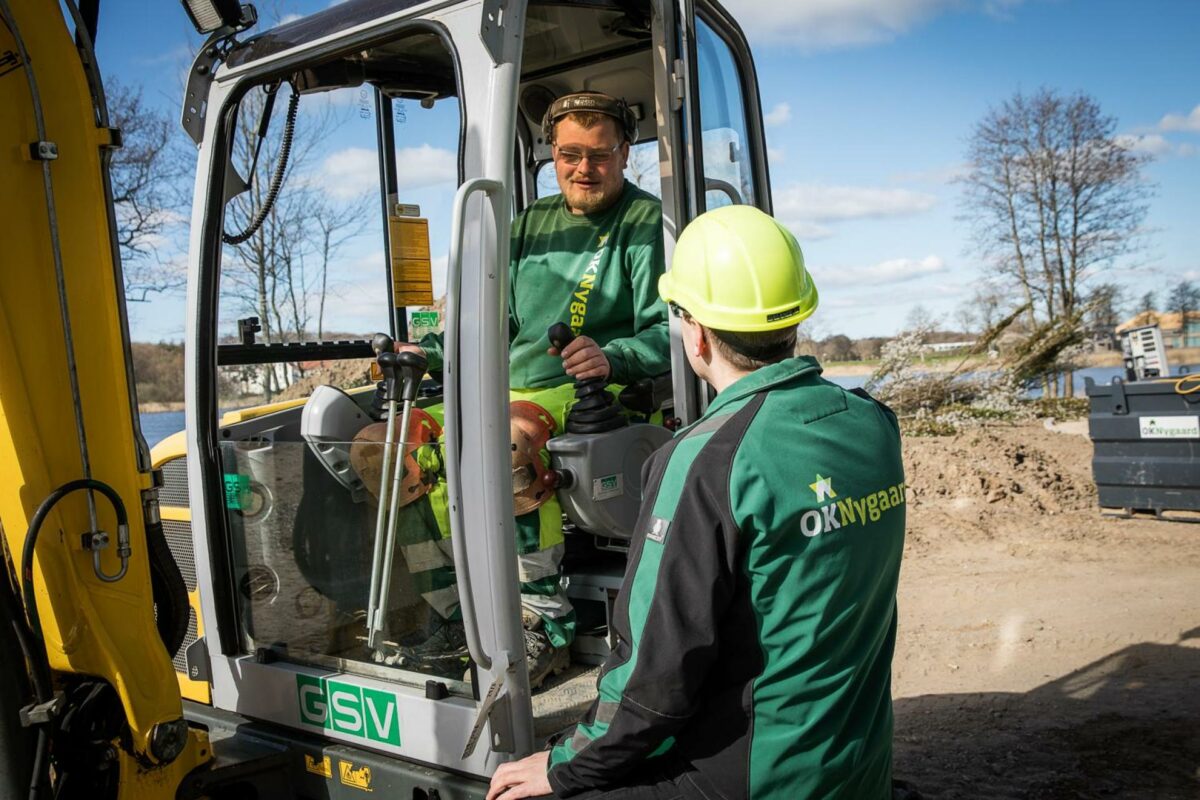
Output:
[420,182,669,389]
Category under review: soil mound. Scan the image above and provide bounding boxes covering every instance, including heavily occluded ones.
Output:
[903,424,1099,548]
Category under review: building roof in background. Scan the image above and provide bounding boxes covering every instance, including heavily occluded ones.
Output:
[1116,310,1200,334]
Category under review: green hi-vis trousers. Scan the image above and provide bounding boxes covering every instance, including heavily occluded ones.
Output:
[393,383,586,648]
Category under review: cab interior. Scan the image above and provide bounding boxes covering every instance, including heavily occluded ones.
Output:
[166,0,762,734]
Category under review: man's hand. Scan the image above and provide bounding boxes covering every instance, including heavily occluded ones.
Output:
[550,335,610,382]
[486,751,552,800]
[394,342,426,357]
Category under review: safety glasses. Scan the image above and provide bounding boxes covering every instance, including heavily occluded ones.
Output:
[554,143,621,166]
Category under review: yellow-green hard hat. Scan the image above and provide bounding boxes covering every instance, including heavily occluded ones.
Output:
[659,205,818,332]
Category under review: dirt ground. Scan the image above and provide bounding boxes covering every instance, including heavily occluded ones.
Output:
[892,421,1200,799]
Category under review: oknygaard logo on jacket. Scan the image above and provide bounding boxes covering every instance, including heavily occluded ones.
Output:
[802,474,906,537]
[568,232,609,334]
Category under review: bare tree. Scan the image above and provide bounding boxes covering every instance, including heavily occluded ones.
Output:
[221,84,369,397]
[1167,280,1199,321]
[904,304,937,337]
[817,334,855,362]
[624,142,660,194]
[1084,282,1125,348]
[954,284,1007,335]
[1138,291,1156,317]
[107,78,191,301]
[960,88,1152,395]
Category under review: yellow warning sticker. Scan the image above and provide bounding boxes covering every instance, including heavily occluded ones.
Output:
[304,754,332,778]
[339,760,374,792]
[389,216,433,307]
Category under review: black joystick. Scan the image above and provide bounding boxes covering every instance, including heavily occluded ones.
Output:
[369,334,427,418]
[369,334,395,419]
[548,323,627,435]
[371,333,395,356]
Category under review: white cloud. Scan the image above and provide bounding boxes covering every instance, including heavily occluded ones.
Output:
[278,13,303,25]
[764,102,792,127]
[319,145,456,199]
[1116,133,1173,157]
[1158,104,1200,132]
[774,183,937,224]
[813,255,948,288]
[1116,132,1197,159]
[137,44,193,66]
[887,163,967,184]
[787,221,834,241]
[725,0,1025,51]
[767,146,786,164]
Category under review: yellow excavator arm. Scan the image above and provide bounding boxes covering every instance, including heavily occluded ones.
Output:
[0,0,210,796]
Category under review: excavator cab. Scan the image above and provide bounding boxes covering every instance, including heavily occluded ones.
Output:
[168,0,773,790]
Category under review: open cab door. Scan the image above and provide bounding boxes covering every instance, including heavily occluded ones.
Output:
[176,0,772,789]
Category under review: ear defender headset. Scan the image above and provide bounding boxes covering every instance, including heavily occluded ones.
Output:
[541,91,639,145]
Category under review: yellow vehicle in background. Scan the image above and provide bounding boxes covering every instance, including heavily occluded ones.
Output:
[1,0,773,795]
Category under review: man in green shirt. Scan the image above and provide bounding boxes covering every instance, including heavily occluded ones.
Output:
[399,91,670,685]
[487,206,905,799]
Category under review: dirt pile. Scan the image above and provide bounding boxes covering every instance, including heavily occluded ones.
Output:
[276,359,376,402]
[902,424,1101,550]
[893,421,1200,799]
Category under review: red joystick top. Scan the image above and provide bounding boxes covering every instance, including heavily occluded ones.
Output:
[540,470,560,489]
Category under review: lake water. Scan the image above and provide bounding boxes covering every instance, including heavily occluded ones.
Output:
[141,410,185,449]
[138,364,1198,448]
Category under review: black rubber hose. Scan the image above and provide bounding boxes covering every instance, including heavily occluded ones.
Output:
[21,479,128,642]
[0,588,35,797]
[223,85,300,246]
[145,519,189,657]
[19,479,127,800]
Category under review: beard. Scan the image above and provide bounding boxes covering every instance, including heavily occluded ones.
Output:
[563,180,623,215]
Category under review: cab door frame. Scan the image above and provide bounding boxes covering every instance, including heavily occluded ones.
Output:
[663,0,774,422]
[183,0,534,775]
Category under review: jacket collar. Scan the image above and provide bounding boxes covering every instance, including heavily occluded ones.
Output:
[700,356,823,420]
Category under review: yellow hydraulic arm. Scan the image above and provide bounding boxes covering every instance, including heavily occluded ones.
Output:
[0,0,210,796]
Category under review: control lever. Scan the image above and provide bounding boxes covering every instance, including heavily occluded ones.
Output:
[369,333,395,419]
[365,335,429,650]
[547,323,626,435]
[546,321,575,355]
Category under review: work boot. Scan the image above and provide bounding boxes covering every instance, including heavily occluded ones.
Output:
[522,609,570,691]
[374,614,468,680]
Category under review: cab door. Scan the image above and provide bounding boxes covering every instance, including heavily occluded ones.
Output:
[681,0,772,215]
[183,0,534,778]
[664,0,774,419]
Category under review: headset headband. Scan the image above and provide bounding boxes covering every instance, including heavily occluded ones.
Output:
[541,91,639,145]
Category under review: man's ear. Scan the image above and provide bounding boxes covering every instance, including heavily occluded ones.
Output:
[692,322,711,360]
[619,141,630,168]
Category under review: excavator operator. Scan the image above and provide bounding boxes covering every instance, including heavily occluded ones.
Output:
[392,90,670,687]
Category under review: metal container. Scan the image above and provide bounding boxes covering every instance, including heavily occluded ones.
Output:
[1085,375,1200,517]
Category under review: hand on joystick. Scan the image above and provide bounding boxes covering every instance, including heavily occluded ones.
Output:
[547,323,626,435]
[547,325,610,382]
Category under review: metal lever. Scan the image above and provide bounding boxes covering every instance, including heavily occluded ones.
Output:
[365,339,427,651]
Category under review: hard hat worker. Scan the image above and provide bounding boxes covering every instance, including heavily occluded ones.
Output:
[487,206,907,800]
[396,90,670,686]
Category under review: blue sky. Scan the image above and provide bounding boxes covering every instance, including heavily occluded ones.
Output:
[94,0,1200,341]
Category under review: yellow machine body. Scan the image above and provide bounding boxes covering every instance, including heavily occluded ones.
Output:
[151,431,213,705]
[0,0,209,787]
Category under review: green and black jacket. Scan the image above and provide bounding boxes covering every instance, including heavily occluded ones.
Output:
[420,181,669,389]
[548,357,906,799]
